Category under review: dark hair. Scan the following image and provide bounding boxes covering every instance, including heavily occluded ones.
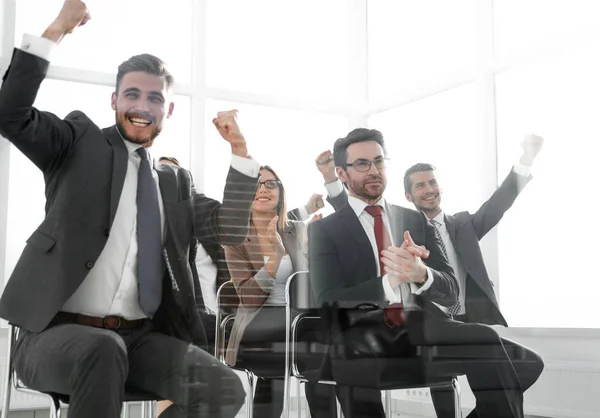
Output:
[403,163,437,195]
[258,165,288,231]
[116,54,174,94]
[332,128,387,169]
[158,156,180,166]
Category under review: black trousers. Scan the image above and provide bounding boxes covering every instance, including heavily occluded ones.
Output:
[331,316,544,418]
[13,321,246,418]
[429,333,543,418]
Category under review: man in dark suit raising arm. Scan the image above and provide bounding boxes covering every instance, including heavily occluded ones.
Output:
[0,1,258,417]
[309,129,532,418]
[403,135,545,417]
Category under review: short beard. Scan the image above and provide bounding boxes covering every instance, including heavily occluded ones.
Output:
[347,176,385,203]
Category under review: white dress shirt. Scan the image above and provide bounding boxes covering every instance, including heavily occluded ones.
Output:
[20,34,261,319]
[194,247,219,314]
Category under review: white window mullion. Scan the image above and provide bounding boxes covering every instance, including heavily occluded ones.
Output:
[189,0,208,192]
[475,0,501,293]
[348,0,368,129]
[0,0,17,305]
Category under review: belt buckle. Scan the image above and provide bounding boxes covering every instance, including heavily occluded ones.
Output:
[102,316,122,330]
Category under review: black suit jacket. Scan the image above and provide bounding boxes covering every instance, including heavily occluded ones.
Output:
[308,202,458,313]
[446,169,531,326]
[0,49,258,347]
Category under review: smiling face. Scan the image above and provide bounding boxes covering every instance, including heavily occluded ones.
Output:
[111,71,174,147]
[405,170,442,216]
[253,168,281,215]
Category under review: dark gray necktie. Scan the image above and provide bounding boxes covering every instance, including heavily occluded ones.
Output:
[136,147,163,317]
[430,219,462,316]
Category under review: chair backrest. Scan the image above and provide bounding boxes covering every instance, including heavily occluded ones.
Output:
[285,270,318,310]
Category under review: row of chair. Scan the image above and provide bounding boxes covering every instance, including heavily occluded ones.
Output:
[0,270,462,418]
[214,271,462,418]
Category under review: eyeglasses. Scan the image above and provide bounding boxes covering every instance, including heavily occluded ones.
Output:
[345,158,388,172]
[256,180,281,190]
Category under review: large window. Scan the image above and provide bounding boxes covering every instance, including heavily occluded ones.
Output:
[206,0,351,102]
[495,48,600,328]
[367,0,478,102]
[15,0,194,81]
[367,84,482,213]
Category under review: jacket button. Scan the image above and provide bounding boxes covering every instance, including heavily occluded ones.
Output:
[104,228,110,237]
[85,261,95,269]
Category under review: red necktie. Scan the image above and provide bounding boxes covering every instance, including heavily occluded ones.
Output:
[364,205,405,328]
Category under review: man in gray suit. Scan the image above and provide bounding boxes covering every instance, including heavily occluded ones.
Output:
[402,135,545,417]
[0,1,257,417]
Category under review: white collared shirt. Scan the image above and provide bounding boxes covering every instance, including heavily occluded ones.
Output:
[62,135,165,319]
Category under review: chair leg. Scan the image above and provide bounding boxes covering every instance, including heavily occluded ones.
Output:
[0,380,10,418]
[245,370,255,418]
[384,390,392,417]
[296,380,303,418]
[140,401,150,418]
[1,326,14,418]
[451,377,462,418]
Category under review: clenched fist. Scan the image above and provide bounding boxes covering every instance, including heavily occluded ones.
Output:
[315,150,337,184]
[43,0,91,43]
[520,134,544,166]
[304,193,324,215]
[212,110,249,158]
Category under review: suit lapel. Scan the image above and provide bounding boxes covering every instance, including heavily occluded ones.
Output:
[386,202,405,246]
[339,204,378,277]
[155,162,179,237]
[445,213,498,303]
[103,126,129,229]
[387,203,417,308]
[444,214,457,246]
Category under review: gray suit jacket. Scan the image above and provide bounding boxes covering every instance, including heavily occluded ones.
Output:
[446,169,531,326]
[0,49,258,344]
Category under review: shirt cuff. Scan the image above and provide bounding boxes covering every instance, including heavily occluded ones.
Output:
[382,275,401,304]
[254,267,274,292]
[231,154,260,178]
[410,267,434,295]
[325,179,344,198]
[513,163,532,177]
[296,205,309,221]
[20,34,56,61]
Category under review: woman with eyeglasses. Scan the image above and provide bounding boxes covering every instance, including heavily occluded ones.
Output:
[223,165,336,418]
